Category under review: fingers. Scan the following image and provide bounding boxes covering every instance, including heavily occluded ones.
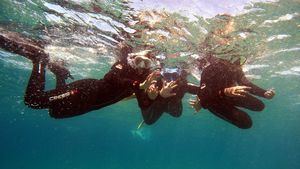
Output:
[232,92,245,97]
[171,84,178,89]
[145,72,153,81]
[229,86,251,97]
[162,79,167,86]
[147,71,160,81]
[170,93,177,96]
[166,81,178,89]
[268,89,275,94]
[163,93,176,98]
[238,86,252,90]
[189,99,196,104]
[264,89,275,99]
[232,90,246,97]
[236,89,248,96]
[189,102,194,106]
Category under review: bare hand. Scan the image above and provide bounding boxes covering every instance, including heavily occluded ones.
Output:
[224,86,251,97]
[139,71,160,90]
[159,80,178,98]
[147,83,159,100]
[189,96,202,113]
[264,88,275,99]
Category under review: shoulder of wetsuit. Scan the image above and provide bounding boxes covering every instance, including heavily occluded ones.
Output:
[111,61,122,68]
[112,60,130,70]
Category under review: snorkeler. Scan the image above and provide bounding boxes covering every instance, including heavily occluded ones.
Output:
[0,28,156,118]
[135,67,199,125]
[190,56,275,129]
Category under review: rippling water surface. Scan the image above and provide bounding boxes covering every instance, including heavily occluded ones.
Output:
[0,0,299,169]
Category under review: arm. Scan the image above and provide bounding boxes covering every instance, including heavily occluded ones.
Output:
[122,93,136,101]
[236,67,267,97]
[185,83,199,95]
[104,63,138,89]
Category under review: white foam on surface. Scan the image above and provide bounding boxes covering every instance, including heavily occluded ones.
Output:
[245,74,262,80]
[275,70,300,76]
[243,64,269,72]
[262,13,298,25]
[291,67,300,72]
[273,47,300,55]
[267,34,291,42]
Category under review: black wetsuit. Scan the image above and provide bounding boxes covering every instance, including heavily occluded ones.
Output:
[198,58,267,129]
[135,70,198,125]
[24,60,148,118]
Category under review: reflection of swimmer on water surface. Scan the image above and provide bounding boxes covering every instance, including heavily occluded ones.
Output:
[190,56,275,129]
[0,28,157,118]
[201,14,256,64]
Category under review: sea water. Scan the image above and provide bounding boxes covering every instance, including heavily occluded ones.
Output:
[0,0,299,169]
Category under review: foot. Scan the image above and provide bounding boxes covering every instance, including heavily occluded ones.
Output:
[48,59,73,80]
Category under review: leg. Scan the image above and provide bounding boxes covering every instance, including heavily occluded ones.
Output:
[48,60,73,88]
[24,60,69,109]
[0,27,48,62]
[208,103,252,129]
[0,28,71,88]
[142,101,165,125]
[166,99,183,117]
[142,108,164,125]
[23,60,101,118]
[26,74,104,118]
[24,60,50,108]
[224,94,265,111]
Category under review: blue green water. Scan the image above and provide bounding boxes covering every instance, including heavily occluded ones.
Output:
[1,0,300,169]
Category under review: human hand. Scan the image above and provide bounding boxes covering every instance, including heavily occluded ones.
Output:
[147,83,159,100]
[264,88,275,99]
[139,71,160,90]
[224,86,251,97]
[159,80,178,98]
[189,96,202,113]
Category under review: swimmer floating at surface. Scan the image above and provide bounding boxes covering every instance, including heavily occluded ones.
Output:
[190,55,275,129]
[135,67,199,125]
[0,28,157,118]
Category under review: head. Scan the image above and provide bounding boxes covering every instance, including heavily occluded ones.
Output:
[128,50,155,74]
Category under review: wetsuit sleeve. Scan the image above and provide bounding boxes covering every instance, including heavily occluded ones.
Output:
[103,64,138,90]
[185,83,199,95]
[236,68,267,97]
